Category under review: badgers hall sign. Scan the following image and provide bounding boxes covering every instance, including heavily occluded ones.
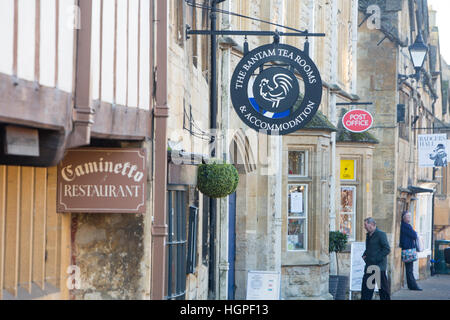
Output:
[57,148,147,213]
[231,43,322,135]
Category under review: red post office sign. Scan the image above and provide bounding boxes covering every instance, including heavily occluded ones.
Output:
[342,109,373,133]
[57,148,147,213]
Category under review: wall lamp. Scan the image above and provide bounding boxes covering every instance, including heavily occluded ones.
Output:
[398,33,429,85]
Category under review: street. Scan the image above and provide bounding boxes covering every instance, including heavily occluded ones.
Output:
[392,275,450,300]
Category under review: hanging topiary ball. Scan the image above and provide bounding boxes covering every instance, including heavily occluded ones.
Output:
[197,161,239,198]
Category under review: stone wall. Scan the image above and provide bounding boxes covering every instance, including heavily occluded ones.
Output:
[68,141,152,300]
[70,212,148,300]
[185,265,209,300]
[282,265,331,300]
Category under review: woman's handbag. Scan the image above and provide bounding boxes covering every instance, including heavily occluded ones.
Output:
[401,248,418,263]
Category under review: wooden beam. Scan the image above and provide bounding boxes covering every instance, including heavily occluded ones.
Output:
[32,167,47,290]
[0,73,72,131]
[4,166,21,296]
[19,167,34,293]
[0,166,6,300]
[90,101,151,140]
[45,167,58,288]
[67,0,94,148]
[59,212,71,300]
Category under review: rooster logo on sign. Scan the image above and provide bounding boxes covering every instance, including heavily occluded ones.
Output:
[258,73,294,109]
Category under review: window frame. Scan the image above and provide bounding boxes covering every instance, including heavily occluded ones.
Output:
[287,183,308,252]
[288,150,309,178]
[165,185,188,300]
[339,185,357,242]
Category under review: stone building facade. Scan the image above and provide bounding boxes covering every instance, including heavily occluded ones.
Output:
[165,0,363,300]
[356,0,449,293]
[140,0,382,301]
[1,0,448,301]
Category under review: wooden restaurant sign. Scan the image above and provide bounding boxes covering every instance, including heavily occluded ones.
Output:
[57,148,147,213]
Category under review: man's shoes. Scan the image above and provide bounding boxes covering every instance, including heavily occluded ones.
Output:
[410,287,423,291]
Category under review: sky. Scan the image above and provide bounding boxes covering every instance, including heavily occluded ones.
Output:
[428,0,450,63]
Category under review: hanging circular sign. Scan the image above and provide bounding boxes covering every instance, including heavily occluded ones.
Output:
[230,43,322,135]
[342,109,373,133]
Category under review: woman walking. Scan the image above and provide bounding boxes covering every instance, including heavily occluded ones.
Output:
[400,211,422,291]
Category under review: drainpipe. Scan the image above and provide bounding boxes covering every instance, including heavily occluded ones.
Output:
[218,0,232,301]
[431,166,436,274]
[208,0,218,300]
[67,0,95,148]
[329,0,338,276]
[431,191,435,272]
[151,0,169,300]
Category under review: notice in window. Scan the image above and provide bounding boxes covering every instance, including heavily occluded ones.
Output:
[290,192,303,214]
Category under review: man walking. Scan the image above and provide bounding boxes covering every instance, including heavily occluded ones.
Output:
[361,217,391,300]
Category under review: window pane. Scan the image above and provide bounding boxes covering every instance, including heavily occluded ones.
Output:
[340,186,356,241]
[288,151,306,176]
[288,185,306,217]
[340,186,355,213]
[288,219,306,250]
[339,214,354,240]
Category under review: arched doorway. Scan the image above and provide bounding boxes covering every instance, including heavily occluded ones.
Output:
[227,130,256,300]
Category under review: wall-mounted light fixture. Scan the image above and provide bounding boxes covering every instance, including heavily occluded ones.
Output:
[398,33,429,85]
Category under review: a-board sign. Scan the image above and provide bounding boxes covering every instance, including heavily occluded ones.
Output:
[350,242,378,292]
[57,148,147,213]
[246,271,281,300]
[342,109,373,133]
[230,43,322,135]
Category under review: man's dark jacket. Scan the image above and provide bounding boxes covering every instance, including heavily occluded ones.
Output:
[362,228,391,271]
[400,221,417,249]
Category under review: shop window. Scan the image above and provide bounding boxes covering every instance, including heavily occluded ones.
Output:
[287,184,308,251]
[165,188,187,300]
[416,197,432,252]
[187,206,199,274]
[288,151,308,177]
[339,186,356,241]
[202,194,210,265]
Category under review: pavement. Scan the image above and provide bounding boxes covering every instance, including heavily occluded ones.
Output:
[391,274,450,300]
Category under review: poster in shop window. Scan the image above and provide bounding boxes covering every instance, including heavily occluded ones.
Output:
[340,186,355,213]
[418,134,449,167]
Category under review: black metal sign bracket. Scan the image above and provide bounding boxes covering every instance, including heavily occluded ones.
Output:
[336,102,373,106]
[186,25,325,41]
